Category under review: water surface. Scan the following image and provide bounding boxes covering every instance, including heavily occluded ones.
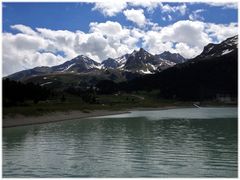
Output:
[3,107,238,177]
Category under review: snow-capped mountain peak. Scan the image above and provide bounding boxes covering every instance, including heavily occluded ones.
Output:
[196,35,238,59]
[7,35,238,82]
[115,54,129,65]
[51,55,101,72]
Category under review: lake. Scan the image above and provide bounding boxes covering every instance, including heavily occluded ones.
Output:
[3,107,238,177]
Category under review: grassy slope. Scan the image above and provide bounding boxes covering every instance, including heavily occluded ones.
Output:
[3,91,235,117]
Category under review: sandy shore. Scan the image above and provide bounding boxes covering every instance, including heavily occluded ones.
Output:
[4,105,226,128]
[3,110,130,128]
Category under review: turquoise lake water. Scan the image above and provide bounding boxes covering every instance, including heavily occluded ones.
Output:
[3,107,238,177]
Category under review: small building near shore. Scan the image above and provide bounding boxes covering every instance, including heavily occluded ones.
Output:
[216,94,236,103]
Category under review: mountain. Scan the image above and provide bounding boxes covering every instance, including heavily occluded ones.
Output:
[195,35,238,59]
[10,34,237,84]
[155,51,186,63]
[8,48,177,81]
[51,55,101,73]
[102,58,119,69]
[7,66,52,81]
[124,48,175,74]
[115,54,130,68]
[6,35,238,97]
[117,35,238,100]
[8,55,102,81]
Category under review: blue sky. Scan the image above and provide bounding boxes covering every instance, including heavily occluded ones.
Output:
[2,2,238,75]
[3,2,237,33]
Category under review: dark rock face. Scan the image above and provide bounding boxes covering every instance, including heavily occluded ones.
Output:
[124,48,175,73]
[7,35,237,82]
[195,35,238,59]
[155,51,186,63]
[102,58,119,69]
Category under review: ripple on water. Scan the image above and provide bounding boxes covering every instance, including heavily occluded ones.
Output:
[3,108,238,178]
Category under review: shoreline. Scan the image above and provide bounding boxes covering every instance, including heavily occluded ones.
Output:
[3,106,182,128]
[3,105,237,128]
[3,110,130,128]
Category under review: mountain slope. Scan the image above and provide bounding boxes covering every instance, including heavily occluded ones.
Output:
[195,35,238,59]
[155,51,186,63]
[51,55,101,73]
[8,35,237,86]
[124,48,175,74]
[7,48,177,81]
[7,66,52,81]
[118,35,238,100]
[102,58,119,69]
[8,55,101,81]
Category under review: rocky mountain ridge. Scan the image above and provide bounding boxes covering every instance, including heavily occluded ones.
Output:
[8,49,185,81]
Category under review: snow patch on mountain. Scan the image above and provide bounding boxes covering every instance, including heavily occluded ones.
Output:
[226,35,238,46]
[139,69,153,74]
[40,81,52,86]
[196,35,238,59]
[62,63,76,72]
[221,49,234,55]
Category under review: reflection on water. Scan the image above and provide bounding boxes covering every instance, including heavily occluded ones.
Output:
[3,107,238,177]
[97,107,238,120]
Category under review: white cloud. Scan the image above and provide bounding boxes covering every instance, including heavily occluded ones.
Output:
[36,28,77,57]
[160,20,211,47]
[123,8,147,27]
[128,1,161,12]
[92,1,127,17]
[142,30,174,54]
[92,1,162,15]
[189,9,205,21]
[11,24,37,36]
[160,3,187,16]
[142,20,237,58]
[206,2,238,9]
[205,22,238,42]
[175,42,201,58]
[74,32,108,61]
[86,21,139,59]
[5,33,46,51]
[2,32,65,76]
[3,20,238,76]
[89,21,123,35]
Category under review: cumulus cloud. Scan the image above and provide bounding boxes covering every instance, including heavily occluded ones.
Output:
[205,22,238,42]
[160,20,211,47]
[92,1,127,17]
[175,43,202,58]
[128,1,161,12]
[92,1,162,15]
[3,32,66,76]
[11,24,38,36]
[160,3,187,16]
[74,32,108,61]
[142,20,237,58]
[36,28,77,58]
[89,21,123,35]
[85,21,139,59]
[142,31,174,55]
[3,20,238,75]
[123,8,147,27]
